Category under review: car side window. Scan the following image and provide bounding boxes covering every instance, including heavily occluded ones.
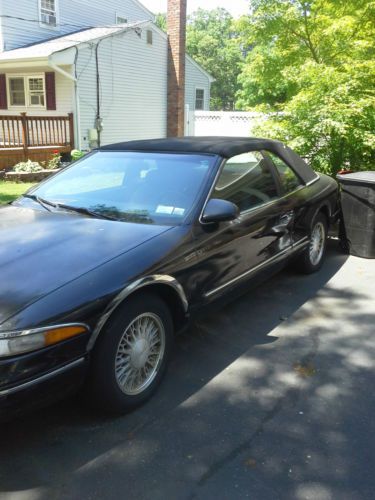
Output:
[267,151,303,193]
[213,151,279,213]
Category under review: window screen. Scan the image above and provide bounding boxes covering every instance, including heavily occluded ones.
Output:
[28,77,45,106]
[195,89,204,110]
[9,78,25,106]
[40,0,57,26]
[116,15,128,24]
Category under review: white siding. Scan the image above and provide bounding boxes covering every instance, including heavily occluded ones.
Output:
[0,66,74,116]
[0,0,3,52]
[185,57,211,112]
[0,0,154,51]
[76,26,167,149]
[0,24,212,147]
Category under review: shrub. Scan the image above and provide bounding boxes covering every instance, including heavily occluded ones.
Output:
[71,149,86,161]
[46,150,61,170]
[13,160,43,173]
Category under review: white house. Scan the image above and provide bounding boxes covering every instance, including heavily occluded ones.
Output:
[0,0,213,168]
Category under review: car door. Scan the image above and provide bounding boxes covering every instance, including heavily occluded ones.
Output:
[263,150,307,246]
[187,151,295,304]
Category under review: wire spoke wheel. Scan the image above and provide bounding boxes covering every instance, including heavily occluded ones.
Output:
[309,221,325,266]
[115,313,166,395]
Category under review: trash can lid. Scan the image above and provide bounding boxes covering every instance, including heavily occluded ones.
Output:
[337,171,375,185]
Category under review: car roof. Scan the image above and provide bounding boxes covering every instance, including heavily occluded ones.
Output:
[99,136,319,184]
[100,136,281,157]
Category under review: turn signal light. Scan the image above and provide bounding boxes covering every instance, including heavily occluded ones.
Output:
[0,324,88,357]
[44,325,87,346]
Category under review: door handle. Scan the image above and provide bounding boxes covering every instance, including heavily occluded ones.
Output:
[262,210,295,236]
[279,211,294,226]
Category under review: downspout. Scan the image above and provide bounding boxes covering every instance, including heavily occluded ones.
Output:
[48,57,81,151]
[72,47,80,151]
[95,39,103,148]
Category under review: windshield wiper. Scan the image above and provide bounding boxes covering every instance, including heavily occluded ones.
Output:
[48,202,119,221]
[23,194,53,212]
[24,194,117,220]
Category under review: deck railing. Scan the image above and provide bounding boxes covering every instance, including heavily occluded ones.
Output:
[0,113,74,151]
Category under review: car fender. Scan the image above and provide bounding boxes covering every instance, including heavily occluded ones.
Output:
[305,179,338,230]
[87,274,188,350]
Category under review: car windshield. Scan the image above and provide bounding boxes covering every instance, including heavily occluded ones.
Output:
[28,151,216,224]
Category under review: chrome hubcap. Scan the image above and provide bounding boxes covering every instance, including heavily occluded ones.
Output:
[115,313,165,395]
[309,222,325,266]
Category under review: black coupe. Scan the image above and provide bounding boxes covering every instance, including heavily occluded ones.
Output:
[0,137,339,417]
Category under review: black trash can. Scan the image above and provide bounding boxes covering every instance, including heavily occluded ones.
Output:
[337,171,375,258]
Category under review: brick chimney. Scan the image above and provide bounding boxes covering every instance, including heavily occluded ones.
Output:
[167,0,187,137]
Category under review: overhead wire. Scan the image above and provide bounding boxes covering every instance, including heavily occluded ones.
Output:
[1,16,147,147]
[1,24,96,45]
[1,14,105,29]
[0,14,150,30]
[0,19,148,47]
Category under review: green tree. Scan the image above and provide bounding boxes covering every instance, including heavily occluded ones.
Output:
[155,8,244,110]
[237,0,375,174]
[155,13,167,32]
[187,8,244,110]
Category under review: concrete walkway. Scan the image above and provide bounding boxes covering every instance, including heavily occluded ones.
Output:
[0,241,374,500]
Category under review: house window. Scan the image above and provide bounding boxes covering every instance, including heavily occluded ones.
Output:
[40,0,57,27]
[7,76,45,108]
[9,78,25,106]
[116,15,128,24]
[146,30,153,45]
[195,88,205,110]
[28,77,45,107]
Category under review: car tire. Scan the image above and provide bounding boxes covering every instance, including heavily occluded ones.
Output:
[296,213,328,274]
[87,293,174,414]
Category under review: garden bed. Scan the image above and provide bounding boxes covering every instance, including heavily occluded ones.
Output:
[4,169,61,183]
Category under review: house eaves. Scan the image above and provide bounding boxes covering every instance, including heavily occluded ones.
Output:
[129,0,156,21]
[186,54,215,83]
[0,22,150,66]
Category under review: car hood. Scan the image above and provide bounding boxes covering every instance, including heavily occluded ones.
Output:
[0,204,172,327]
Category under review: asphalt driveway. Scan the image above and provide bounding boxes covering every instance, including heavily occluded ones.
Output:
[0,240,374,500]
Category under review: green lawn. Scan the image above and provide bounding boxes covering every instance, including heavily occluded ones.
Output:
[0,181,36,205]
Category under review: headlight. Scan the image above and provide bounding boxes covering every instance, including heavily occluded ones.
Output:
[0,324,88,357]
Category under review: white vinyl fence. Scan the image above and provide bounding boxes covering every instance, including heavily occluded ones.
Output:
[185,110,265,137]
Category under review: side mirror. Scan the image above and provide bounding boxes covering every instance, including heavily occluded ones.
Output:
[201,198,239,224]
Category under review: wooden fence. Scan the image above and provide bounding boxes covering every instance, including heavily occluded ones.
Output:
[0,113,74,169]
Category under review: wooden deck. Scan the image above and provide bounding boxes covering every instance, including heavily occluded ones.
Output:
[0,113,74,169]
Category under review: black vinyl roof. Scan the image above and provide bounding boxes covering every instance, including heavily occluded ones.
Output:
[99,136,318,184]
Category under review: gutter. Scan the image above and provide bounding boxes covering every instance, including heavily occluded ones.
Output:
[48,58,81,151]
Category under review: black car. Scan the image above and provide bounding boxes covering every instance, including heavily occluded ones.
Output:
[0,137,339,418]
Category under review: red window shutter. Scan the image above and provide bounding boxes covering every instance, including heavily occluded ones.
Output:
[0,74,7,109]
[45,72,56,110]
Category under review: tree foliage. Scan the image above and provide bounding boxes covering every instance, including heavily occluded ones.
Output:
[156,9,244,111]
[186,8,244,110]
[155,13,167,32]
[237,0,375,174]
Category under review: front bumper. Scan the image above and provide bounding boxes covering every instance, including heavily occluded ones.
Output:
[0,334,90,420]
